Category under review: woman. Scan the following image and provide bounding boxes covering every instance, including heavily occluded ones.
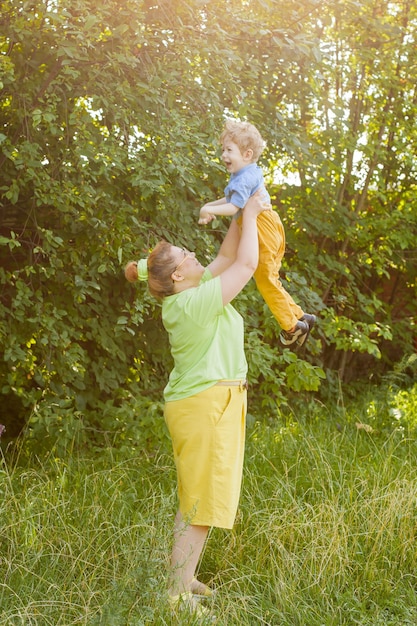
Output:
[125,191,267,617]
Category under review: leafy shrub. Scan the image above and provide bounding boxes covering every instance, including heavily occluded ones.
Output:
[1,0,415,452]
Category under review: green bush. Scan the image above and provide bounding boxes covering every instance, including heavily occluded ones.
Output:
[1,0,415,451]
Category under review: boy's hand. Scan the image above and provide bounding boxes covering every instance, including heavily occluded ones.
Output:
[198,206,215,225]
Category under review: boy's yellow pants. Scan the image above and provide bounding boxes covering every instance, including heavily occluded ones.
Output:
[239,209,304,331]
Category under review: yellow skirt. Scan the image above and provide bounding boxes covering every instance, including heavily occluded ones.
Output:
[164,385,247,529]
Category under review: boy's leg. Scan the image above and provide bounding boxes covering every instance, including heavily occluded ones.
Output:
[254,211,317,347]
[254,263,304,330]
[255,261,316,346]
[254,212,304,331]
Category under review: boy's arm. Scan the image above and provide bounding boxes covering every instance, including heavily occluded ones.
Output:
[198,197,240,225]
[203,196,227,207]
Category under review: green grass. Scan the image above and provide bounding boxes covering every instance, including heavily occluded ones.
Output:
[1,385,417,625]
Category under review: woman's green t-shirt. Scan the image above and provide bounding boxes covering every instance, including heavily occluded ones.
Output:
[162,269,247,402]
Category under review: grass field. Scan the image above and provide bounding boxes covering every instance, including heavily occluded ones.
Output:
[1,385,416,625]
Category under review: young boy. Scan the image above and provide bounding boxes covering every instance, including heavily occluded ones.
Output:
[198,119,315,348]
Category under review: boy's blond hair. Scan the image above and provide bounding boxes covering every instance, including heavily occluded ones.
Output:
[220,119,265,161]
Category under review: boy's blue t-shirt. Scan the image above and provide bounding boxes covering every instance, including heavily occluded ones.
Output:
[224,163,270,209]
[162,269,247,402]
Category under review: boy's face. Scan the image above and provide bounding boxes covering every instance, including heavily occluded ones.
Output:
[221,138,253,174]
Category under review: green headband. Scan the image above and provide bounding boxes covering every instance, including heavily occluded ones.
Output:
[137,258,148,282]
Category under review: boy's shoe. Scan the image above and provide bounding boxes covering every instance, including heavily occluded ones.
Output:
[300,313,316,329]
[279,320,309,347]
[296,314,317,347]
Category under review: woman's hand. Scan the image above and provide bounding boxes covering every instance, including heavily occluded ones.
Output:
[245,189,271,216]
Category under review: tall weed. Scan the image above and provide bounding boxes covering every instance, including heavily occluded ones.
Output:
[0,387,416,624]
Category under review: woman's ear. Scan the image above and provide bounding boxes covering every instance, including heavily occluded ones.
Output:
[171,271,185,283]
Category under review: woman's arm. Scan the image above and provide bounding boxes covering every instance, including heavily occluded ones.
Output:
[219,195,261,305]
[207,219,240,277]
[208,191,268,304]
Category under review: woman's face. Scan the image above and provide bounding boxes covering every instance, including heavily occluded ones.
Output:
[171,246,204,282]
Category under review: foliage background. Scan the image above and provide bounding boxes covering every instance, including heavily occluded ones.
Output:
[0,0,416,451]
